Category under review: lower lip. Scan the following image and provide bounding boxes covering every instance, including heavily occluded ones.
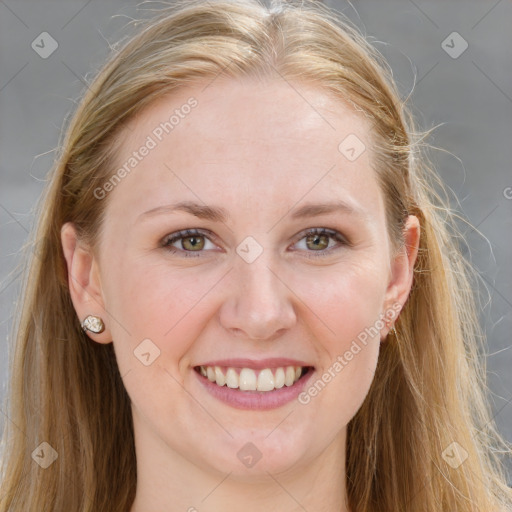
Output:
[194,368,315,410]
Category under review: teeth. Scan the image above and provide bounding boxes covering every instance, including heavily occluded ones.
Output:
[198,365,306,392]
[239,368,257,391]
[257,369,275,391]
[214,366,226,386]
[274,367,285,389]
[225,368,238,388]
[285,366,296,386]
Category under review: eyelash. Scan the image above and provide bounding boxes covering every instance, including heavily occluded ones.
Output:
[161,227,350,259]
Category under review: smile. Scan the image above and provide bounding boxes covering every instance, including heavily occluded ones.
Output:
[195,365,310,391]
[193,360,315,410]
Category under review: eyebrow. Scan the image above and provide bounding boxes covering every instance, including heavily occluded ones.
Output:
[138,199,367,223]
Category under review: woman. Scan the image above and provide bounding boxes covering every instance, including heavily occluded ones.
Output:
[0,0,510,510]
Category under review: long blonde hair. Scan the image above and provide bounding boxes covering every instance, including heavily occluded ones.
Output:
[1,1,510,510]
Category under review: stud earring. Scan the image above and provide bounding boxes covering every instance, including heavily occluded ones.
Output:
[81,315,105,334]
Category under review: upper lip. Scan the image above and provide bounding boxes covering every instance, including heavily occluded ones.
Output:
[195,358,314,370]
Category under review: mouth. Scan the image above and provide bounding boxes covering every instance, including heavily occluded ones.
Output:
[193,364,314,392]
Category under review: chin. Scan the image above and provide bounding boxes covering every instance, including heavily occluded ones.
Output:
[203,427,314,479]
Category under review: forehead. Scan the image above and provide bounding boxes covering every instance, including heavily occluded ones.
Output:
[125,77,372,152]
[105,77,382,224]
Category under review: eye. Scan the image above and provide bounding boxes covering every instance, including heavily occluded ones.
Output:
[161,227,350,258]
[162,229,217,257]
[292,228,350,258]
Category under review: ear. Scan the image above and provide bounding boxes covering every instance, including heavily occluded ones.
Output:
[60,222,112,344]
[380,215,420,340]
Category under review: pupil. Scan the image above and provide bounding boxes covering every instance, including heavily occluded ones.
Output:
[308,234,327,250]
[184,236,203,250]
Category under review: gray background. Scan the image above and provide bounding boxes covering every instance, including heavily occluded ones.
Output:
[1,0,511,482]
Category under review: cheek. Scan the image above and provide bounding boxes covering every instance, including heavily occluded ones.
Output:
[291,258,385,423]
[104,256,223,369]
[103,259,222,424]
[292,256,387,347]
[307,343,379,434]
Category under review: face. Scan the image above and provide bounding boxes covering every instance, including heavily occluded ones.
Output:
[65,76,416,482]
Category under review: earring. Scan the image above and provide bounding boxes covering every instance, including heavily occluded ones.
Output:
[81,315,105,334]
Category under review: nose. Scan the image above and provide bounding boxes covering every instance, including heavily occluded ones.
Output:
[218,253,297,341]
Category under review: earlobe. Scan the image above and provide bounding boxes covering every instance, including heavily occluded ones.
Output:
[60,222,112,344]
[381,215,420,340]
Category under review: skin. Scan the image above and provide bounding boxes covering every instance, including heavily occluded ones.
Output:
[61,76,419,512]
